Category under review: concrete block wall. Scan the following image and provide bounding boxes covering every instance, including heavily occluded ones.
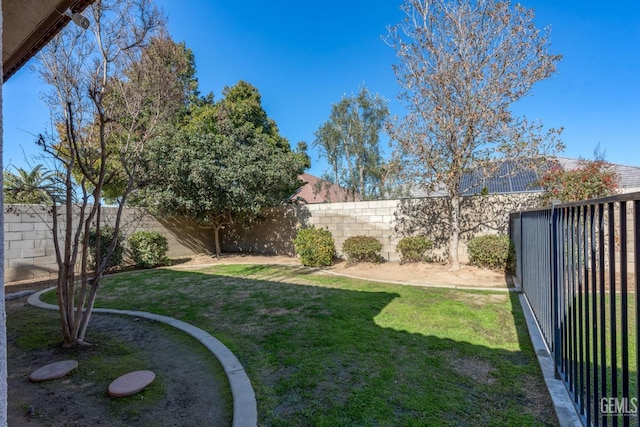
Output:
[3,205,213,283]
[305,200,400,261]
[222,200,402,260]
[3,206,58,282]
[223,194,539,263]
[103,207,215,259]
[5,193,538,282]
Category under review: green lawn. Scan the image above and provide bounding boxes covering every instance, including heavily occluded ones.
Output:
[56,264,558,426]
[568,291,638,425]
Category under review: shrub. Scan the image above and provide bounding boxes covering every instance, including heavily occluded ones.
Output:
[467,234,515,272]
[87,225,124,271]
[342,236,383,265]
[397,236,433,264]
[293,226,335,267]
[128,230,169,268]
[538,159,619,205]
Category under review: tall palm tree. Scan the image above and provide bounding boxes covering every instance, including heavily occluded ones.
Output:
[3,164,64,204]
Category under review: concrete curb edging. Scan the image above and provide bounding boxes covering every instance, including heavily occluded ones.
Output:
[4,290,36,300]
[26,288,257,427]
[518,292,582,427]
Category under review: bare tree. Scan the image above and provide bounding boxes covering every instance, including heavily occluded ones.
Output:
[386,0,563,269]
[35,0,173,346]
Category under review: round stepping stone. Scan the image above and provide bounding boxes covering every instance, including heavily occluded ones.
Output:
[108,370,155,397]
[29,360,78,382]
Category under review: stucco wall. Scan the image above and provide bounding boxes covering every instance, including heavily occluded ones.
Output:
[1,4,8,424]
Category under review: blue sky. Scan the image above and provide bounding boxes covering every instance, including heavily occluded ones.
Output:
[3,0,639,178]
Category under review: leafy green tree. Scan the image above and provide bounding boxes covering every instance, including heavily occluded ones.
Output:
[386,0,564,269]
[137,81,310,256]
[3,164,63,204]
[313,86,391,200]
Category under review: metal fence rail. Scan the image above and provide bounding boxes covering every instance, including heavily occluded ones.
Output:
[511,192,640,427]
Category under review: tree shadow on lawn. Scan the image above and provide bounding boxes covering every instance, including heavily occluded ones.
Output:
[95,267,558,426]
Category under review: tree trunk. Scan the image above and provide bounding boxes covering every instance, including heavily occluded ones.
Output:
[213,225,222,256]
[449,194,461,271]
[358,163,365,201]
[77,278,100,343]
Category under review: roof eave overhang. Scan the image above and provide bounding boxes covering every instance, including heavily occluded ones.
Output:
[3,0,94,82]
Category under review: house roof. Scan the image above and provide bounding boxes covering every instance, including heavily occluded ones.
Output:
[409,156,640,198]
[2,0,95,82]
[290,173,361,203]
[410,159,544,198]
[555,157,640,191]
[459,160,543,195]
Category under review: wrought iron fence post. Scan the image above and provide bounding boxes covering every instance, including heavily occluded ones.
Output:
[518,211,523,284]
[551,201,562,379]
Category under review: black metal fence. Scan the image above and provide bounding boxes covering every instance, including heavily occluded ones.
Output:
[511,192,640,426]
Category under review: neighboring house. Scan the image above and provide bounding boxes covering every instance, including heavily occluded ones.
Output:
[554,157,640,194]
[410,158,544,198]
[410,157,640,198]
[290,173,361,204]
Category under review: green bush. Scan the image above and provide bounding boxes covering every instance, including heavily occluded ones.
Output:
[467,234,516,272]
[397,236,433,264]
[293,226,335,267]
[128,230,169,268]
[342,236,383,265]
[87,225,124,271]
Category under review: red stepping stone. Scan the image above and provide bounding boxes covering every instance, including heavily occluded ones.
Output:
[108,370,155,397]
[29,360,78,382]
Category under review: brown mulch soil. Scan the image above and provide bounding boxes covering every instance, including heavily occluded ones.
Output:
[5,297,232,426]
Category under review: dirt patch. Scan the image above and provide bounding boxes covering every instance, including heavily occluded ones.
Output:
[6,298,232,427]
[168,253,301,268]
[521,374,561,424]
[4,253,512,292]
[162,253,513,290]
[444,351,497,385]
[443,353,558,425]
[326,259,512,289]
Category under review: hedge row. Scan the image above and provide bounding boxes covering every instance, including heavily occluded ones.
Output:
[91,225,516,272]
[293,228,515,272]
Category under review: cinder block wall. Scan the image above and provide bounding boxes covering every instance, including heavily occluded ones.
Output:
[306,200,400,261]
[222,200,400,260]
[3,205,214,282]
[223,194,539,262]
[5,193,539,282]
[4,206,58,282]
